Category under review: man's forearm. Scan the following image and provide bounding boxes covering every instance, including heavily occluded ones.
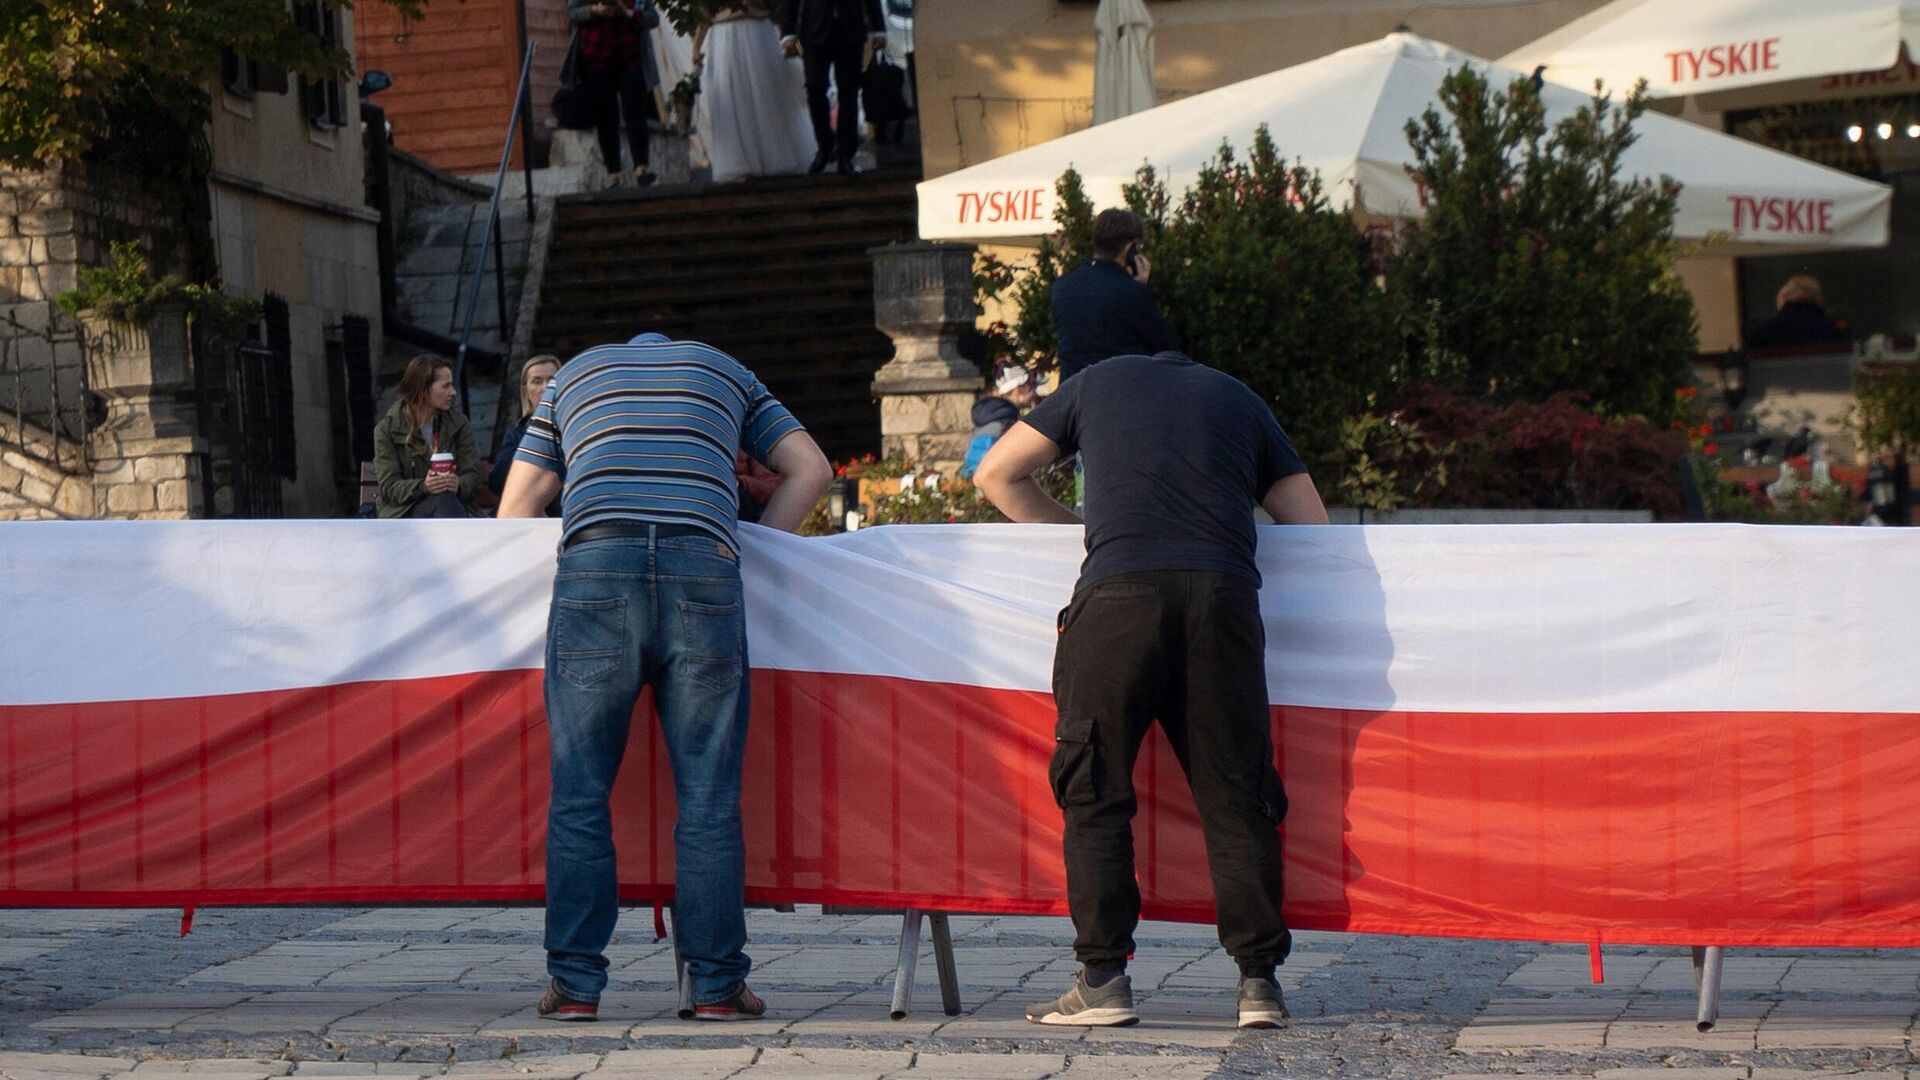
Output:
[499,461,561,518]
[1262,472,1329,525]
[982,476,1081,525]
[757,470,828,533]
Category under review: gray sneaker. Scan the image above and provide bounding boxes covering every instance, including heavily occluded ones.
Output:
[1025,970,1139,1027]
[1236,976,1288,1028]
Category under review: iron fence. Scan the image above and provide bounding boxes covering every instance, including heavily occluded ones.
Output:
[0,301,91,468]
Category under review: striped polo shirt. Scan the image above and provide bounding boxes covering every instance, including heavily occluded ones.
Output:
[513,334,804,552]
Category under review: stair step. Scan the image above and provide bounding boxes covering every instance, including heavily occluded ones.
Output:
[555,172,921,219]
[533,171,921,460]
[541,265,877,310]
[557,188,917,229]
[544,228,915,273]
[538,278,878,319]
[552,208,916,251]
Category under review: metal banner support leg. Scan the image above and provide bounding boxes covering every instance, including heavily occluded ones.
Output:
[891,909,924,1020]
[1691,945,1723,1031]
[888,909,964,1019]
[928,912,962,1016]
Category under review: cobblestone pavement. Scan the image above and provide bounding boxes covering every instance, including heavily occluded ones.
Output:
[1,908,1915,1078]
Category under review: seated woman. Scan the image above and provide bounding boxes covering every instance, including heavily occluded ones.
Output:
[490,354,563,515]
[373,354,483,518]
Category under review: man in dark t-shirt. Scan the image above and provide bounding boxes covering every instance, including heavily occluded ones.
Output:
[974,351,1328,1031]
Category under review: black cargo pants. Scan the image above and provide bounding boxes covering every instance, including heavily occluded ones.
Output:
[1049,571,1291,975]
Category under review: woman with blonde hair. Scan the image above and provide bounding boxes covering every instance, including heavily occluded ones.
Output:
[1748,273,1849,349]
[490,354,563,514]
[372,354,482,517]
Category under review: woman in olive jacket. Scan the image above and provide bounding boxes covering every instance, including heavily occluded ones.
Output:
[373,354,483,517]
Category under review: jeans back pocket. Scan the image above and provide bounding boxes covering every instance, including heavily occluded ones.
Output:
[553,596,626,689]
[679,599,744,693]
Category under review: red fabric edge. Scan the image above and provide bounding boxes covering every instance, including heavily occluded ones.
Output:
[7,885,1920,949]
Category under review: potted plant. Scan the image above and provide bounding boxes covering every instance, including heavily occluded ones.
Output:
[57,241,261,437]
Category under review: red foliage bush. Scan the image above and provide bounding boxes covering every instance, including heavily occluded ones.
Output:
[1392,386,1688,519]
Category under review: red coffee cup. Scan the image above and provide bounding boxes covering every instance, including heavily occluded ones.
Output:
[429,452,455,476]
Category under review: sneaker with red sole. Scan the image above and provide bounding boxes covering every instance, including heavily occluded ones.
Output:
[693,983,766,1021]
[537,980,598,1022]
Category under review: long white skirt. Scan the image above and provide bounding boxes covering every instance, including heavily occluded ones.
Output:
[698,18,816,183]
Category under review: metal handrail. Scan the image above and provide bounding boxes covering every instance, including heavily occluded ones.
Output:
[456,40,536,410]
[1,303,90,469]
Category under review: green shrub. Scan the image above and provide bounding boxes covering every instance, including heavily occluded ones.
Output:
[1392,66,1698,424]
[1852,361,1920,457]
[58,240,261,349]
[1125,128,1402,475]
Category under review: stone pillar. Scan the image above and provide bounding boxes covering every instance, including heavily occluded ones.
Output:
[82,306,208,519]
[870,242,982,475]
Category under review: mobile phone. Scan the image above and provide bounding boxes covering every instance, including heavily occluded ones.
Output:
[1123,241,1140,276]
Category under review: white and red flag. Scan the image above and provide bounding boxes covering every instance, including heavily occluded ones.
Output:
[3,521,1919,947]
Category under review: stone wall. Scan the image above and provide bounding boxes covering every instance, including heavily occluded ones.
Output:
[0,411,90,519]
[0,166,90,305]
[388,147,488,243]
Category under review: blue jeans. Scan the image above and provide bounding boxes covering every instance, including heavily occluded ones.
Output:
[543,529,752,1005]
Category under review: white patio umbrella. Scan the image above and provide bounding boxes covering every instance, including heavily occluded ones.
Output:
[1093,0,1157,125]
[917,32,1892,253]
[1500,0,1920,102]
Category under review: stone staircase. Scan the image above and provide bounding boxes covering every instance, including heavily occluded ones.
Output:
[531,170,920,461]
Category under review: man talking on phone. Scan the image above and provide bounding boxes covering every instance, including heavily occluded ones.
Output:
[1049,209,1179,383]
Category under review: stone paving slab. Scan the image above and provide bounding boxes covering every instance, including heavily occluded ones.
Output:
[8,908,1920,1077]
[882,1052,1066,1079]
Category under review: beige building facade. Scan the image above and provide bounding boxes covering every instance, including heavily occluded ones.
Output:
[913,0,1755,352]
[207,9,385,517]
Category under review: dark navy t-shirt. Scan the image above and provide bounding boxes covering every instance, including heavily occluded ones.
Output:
[1021,352,1306,589]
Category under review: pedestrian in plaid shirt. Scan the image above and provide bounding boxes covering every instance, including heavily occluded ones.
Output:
[565,0,661,186]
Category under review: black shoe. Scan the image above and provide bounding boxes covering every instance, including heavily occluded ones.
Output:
[633,169,657,188]
[536,979,598,1022]
[808,150,832,174]
[836,160,862,177]
[694,982,767,1021]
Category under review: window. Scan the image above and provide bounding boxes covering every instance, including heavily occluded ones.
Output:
[294,0,346,129]
[222,48,288,99]
[221,49,257,99]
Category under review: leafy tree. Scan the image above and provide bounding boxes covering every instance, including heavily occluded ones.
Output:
[0,0,400,169]
[1125,127,1400,474]
[1392,66,1697,424]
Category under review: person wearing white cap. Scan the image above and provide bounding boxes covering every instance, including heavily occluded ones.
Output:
[960,363,1039,479]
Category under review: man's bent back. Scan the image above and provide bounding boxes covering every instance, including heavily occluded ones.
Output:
[973,350,1329,1031]
[499,333,831,1024]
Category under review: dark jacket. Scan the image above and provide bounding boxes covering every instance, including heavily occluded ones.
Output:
[1747,300,1849,350]
[489,417,562,516]
[776,0,883,46]
[372,400,483,518]
[563,0,662,88]
[1050,257,1180,381]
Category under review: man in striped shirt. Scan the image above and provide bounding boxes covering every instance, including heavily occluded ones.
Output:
[500,333,832,1023]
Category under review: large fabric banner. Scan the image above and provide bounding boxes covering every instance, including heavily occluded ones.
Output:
[2,522,1918,948]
